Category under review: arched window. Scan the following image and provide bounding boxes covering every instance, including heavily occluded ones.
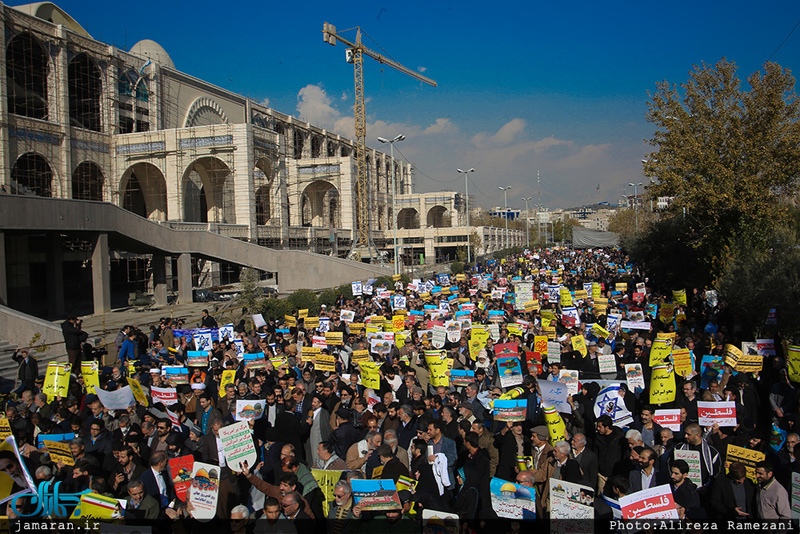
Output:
[68,53,102,131]
[11,153,53,197]
[7,33,48,119]
[72,162,104,201]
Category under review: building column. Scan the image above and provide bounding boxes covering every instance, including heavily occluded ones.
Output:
[0,231,6,306]
[424,231,435,266]
[153,253,167,306]
[47,235,65,316]
[177,253,193,304]
[92,233,111,315]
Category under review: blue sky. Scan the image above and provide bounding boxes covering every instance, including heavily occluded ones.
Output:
[47,1,800,209]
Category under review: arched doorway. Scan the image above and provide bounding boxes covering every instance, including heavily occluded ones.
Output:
[11,153,53,196]
[120,163,167,220]
[68,53,102,131]
[427,205,450,228]
[72,161,104,201]
[397,208,420,229]
[301,180,340,228]
[7,32,49,119]
[182,157,235,223]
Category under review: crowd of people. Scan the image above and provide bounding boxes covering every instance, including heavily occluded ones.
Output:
[7,247,797,533]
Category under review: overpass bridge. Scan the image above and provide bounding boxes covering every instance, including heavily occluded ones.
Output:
[0,195,391,316]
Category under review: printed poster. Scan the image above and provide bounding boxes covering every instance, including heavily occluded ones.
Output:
[351,479,401,510]
[219,370,236,398]
[219,421,257,471]
[151,386,178,406]
[653,409,681,431]
[792,472,800,519]
[81,362,100,395]
[312,469,345,518]
[128,377,149,407]
[169,454,194,502]
[492,400,527,422]
[672,349,694,377]
[69,492,121,520]
[44,440,74,466]
[432,325,447,349]
[243,352,267,370]
[42,362,71,402]
[95,386,135,410]
[189,462,220,520]
[649,365,676,404]
[360,362,381,390]
[697,401,736,426]
[594,384,633,426]
[0,435,36,505]
[187,350,209,367]
[425,351,450,387]
[557,369,580,396]
[620,484,678,519]
[497,356,523,388]
[673,449,702,487]
[598,353,617,375]
[550,478,594,521]
[490,477,536,520]
[235,400,265,421]
[547,341,562,365]
[539,380,571,414]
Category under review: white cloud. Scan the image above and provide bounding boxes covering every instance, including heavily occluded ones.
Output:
[296,84,340,128]
[471,118,527,147]
[417,66,428,73]
[422,118,455,135]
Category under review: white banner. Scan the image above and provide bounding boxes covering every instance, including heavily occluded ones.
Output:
[95,386,135,410]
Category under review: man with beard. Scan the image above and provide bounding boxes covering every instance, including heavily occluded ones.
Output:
[327,480,356,533]
[111,446,145,497]
[382,402,401,433]
[628,447,667,492]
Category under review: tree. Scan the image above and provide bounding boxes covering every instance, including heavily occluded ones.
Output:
[608,208,656,240]
[552,218,581,243]
[643,58,800,281]
[237,267,263,330]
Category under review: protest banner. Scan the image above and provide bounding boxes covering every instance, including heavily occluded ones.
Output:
[351,350,369,365]
[235,400,265,421]
[620,484,678,519]
[425,351,450,387]
[81,362,100,395]
[492,399,527,422]
[326,332,343,346]
[757,339,776,356]
[557,370,580,396]
[189,462,220,520]
[192,331,213,351]
[490,477,536,520]
[727,444,765,481]
[550,478,594,521]
[422,509,460,534]
[312,469,345,518]
[219,370,236,398]
[547,341,562,365]
[0,435,35,505]
[360,361,381,389]
[697,401,736,426]
[450,369,475,387]
[219,421,256,471]
[700,354,724,389]
[187,350,208,367]
[497,356,523,388]
[243,352,266,370]
[316,353,336,372]
[793,472,800,519]
[164,366,189,385]
[36,432,75,448]
[653,409,681,431]
[0,419,10,441]
[649,339,673,367]
[42,362,70,402]
[649,365,676,404]
[598,353,617,375]
[351,479,401,510]
[672,349,694,377]
[723,344,744,368]
[594,384,633,426]
[735,351,763,372]
[300,346,319,364]
[340,310,355,323]
[539,380,571,413]
[69,492,120,520]
[432,325,447,349]
[169,455,194,501]
[44,440,74,466]
[673,449,702,487]
[544,405,568,444]
[95,386,135,410]
[128,377,149,407]
[571,335,587,357]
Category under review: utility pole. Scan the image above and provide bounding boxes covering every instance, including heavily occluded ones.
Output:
[498,186,511,250]
[522,196,531,248]
[458,167,475,264]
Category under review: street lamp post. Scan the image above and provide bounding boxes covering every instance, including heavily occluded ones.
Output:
[498,186,511,250]
[628,181,642,232]
[378,134,405,275]
[522,196,532,247]
[457,167,475,265]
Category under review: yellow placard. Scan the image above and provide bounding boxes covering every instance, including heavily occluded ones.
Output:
[301,346,320,363]
[351,350,369,364]
[736,352,763,373]
[219,370,236,398]
[571,335,587,357]
[44,440,75,466]
[560,288,573,307]
[456,274,467,282]
[395,332,406,350]
[298,309,309,319]
[425,352,450,387]
[284,315,297,327]
[544,405,567,445]
[325,332,343,346]
[304,317,320,328]
[659,303,675,322]
[592,324,611,340]
[649,339,674,367]
[392,316,405,332]
[524,300,539,312]
[507,323,522,337]
[672,348,694,377]
[129,377,149,407]
[649,365,676,404]
[615,283,627,292]
[81,361,100,395]
[723,344,744,368]
[574,290,588,300]
[544,325,556,340]
[316,353,335,372]
[533,336,548,354]
[360,361,381,389]
[350,322,365,334]
[43,362,70,402]
[0,419,11,440]
[591,283,601,300]
[311,469,345,518]
[788,346,800,383]
[672,289,687,306]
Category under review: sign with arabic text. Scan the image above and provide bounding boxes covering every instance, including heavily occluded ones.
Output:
[620,484,678,519]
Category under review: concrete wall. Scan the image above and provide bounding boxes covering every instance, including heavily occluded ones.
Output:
[0,304,68,359]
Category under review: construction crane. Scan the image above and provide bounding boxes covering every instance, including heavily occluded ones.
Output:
[322,22,437,262]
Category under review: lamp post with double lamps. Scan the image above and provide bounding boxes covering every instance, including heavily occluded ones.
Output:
[457,168,475,264]
[498,186,511,250]
[377,134,405,275]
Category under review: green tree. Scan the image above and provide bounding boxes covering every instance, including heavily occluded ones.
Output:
[643,58,800,281]
[608,208,656,240]
[552,218,581,243]
[287,289,319,315]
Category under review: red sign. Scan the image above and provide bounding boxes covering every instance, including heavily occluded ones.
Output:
[495,343,518,356]
[653,409,681,431]
[697,401,736,426]
[525,351,543,376]
[633,292,646,303]
[168,455,194,501]
[621,484,678,519]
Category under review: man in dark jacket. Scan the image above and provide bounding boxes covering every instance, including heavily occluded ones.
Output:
[708,461,756,520]
[330,407,360,459]
[591,414,625,491]
[61,316,87,367]
[670,459,704,519]
[376,444,410,483]
[11,349,37,393]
